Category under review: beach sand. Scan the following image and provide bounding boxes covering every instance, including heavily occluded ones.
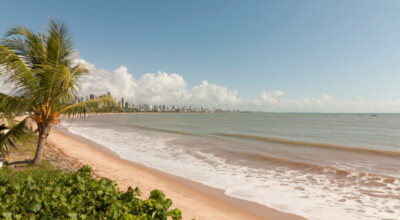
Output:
[37,122,305,220]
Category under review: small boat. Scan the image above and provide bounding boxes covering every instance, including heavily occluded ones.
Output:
[371,114,378,117]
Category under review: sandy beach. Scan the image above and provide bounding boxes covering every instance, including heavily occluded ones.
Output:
[42,124,305,220]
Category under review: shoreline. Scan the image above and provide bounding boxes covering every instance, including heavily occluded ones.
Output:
[49,125,305,220]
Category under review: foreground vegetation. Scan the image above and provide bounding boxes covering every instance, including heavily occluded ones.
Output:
[0,165,182,219]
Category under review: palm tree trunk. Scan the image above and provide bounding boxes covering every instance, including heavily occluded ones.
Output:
[32,124,51,165]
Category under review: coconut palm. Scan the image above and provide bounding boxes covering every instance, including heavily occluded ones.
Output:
[0,19,118,164]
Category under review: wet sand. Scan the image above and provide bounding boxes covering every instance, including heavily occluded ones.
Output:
[47,125,305,220]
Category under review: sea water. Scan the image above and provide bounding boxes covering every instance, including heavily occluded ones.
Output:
[62,113,400,220]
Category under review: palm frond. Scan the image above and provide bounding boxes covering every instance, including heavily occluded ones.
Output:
[65,63,88,97]
[0,93,30,113]
[70,63,89,78]
[3,25,46,65]
[45,19,74,67]
[0,116,33,158]
[59,97,120,118]
[47,65,75,110]
[31,64,79,112]
[0,45,37,96]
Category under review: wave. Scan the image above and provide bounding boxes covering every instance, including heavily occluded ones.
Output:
[131,124,204,136]
[239,151,399,180]
[215,133,400,157]
[128,125,400,157]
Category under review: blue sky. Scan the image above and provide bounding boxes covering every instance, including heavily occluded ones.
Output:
[2,1,400,111]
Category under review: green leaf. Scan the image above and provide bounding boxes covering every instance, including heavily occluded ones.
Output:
[134,187,141,196]
[67,213,78,219]
[155,202,164,210]
[30,202,42,213]
[0,164,183,219]
[2,212,12,219]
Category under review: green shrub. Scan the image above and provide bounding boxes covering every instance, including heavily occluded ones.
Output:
[0,165,182,219]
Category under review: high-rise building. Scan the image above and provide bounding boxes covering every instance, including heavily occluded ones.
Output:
[90,94,95,100]
[107,91,111,96]
[121,98,125,107]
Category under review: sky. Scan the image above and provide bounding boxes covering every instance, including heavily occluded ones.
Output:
[1,0,400,112]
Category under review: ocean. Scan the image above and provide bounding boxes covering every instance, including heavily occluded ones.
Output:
[61,113,400,220]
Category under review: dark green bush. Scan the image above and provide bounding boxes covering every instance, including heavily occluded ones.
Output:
[0,165,182,219]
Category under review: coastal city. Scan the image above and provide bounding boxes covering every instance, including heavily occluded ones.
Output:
[76,92,240,113]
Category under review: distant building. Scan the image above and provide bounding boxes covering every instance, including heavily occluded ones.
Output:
[72,93,239,113]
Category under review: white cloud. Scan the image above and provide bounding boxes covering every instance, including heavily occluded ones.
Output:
[71,59,400,112]
[75,59,137,100]
[2,58,400,112]
[135,72,189,105]
[255,90,285,105]
[75,59,240,107]
[190,80,239,107]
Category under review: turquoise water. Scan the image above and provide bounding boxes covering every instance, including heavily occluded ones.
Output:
[63,113,400,220]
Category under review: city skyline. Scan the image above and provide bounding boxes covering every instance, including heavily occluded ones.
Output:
[76,92,239,113]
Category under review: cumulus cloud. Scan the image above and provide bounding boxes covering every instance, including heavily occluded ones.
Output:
[76,59,138,100]
[72,59,400,112]
[75,59,240,107]
[135,72,189,105]
[2,58,400,112]
[255,90,285,105]
[190,81,239,106]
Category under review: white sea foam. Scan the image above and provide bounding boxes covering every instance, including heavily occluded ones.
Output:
[63,123,400,220]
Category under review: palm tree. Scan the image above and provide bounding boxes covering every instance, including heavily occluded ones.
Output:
[0,19,118,164]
